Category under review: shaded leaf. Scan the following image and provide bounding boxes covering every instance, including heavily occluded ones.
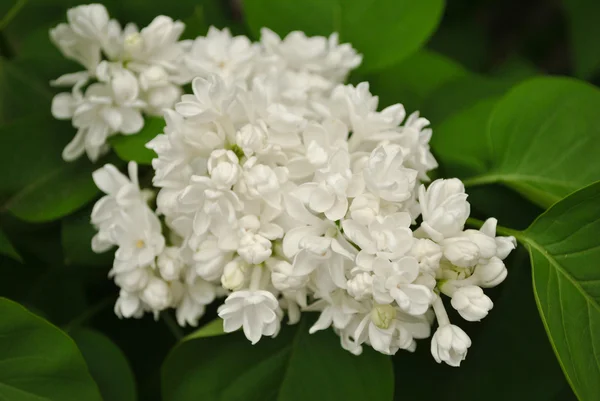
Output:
[61,205,113,267]
[0,114,104,222]
[563,0,600,79]
[4,157,100,222]
[162,318,393,401]
[360,49,467,112]
[0,227,21,262]
[71,328,137,401]
[0,297,103,401]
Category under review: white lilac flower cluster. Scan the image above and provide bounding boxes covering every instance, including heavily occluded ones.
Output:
[49,4,188,161]
[58,5,517,366]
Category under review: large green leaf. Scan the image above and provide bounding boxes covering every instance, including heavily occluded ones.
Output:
[243,0,445,73]
[431,96,500,178]
[521,181,600,401]
[110,117,163,165]
[0,58,53,124]
[359,49,467,112]
[459,77,600,208]
[71,328,137,401]
[4,157,100,222]
[0,115,104,222]
[562,0,600,79]
[0,297,103,401]
[422,75,512,125]
[162,318,393,401]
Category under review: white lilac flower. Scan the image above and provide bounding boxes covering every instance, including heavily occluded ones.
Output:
[184,27,258,84]
[342,213,414,260]
[73,10,516,362]
[50,6,190,162]
[430,324,472,367]
[430,297,472,366]
[53,65,145,161]
[363,144,418,203]
[218,289,280,344]
[448,285,493,322]
[418,178,470,242]
[371,257,433,316]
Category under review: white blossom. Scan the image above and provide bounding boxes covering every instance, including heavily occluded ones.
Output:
[218,289,280,344]
[431,324,472,367]
[449,285,493,322]
[419,178,470,242]
[363,144,418,203]
[70,11,518,363]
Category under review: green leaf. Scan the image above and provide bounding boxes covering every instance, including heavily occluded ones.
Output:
[162,318,393,401]
[422,75,512,125]
[521,181,600,401]
[431,96,501,178]
[0,115,105,222]
[4,157,100,222]
[563,0,600,79]
[359,49,467,112]
[460,77,600,208]
[71,328,137,401]
[184,318,226,341]
[61,206,113,267]
[0,297,103,401]
[110,117,164,165]
[0,228,21,262]
[243,0,445,72]
[0,58,53,124]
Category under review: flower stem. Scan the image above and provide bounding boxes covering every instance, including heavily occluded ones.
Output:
[0,0,27,30]
[161,311,184,340]
[63,295,116,333]
[249,265,263,291]
[432,296,450,326]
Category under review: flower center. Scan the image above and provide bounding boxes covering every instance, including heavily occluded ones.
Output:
[136,239,146,249]
[371,303,396,329]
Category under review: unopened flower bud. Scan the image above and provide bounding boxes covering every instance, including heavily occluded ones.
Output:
[141,277,172,311]
[431,324,471,367]
[409,238,442,273]
[371,303,396,329]
[236,123,267,156]
[347,272,373,300]
[270,259,307,291]
[450,285,493,321]
[462,230,497,259]
[238,233,272,264]
[114,268,150,292]
[349,193,380,225]
[221,259,248,291]
[474,256,507,288]
[208,149,240,189]
[157,247,183,281]
[442,237,480,267]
